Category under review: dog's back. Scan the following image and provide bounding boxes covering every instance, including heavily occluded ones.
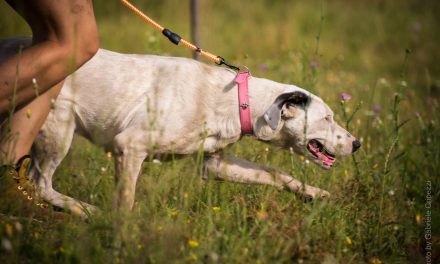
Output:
[57,49,237,150]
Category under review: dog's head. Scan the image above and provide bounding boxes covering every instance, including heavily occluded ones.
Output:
[255,90,360,169]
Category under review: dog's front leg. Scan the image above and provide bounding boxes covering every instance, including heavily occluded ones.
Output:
[204,154,330,200]
[113,128,149,211]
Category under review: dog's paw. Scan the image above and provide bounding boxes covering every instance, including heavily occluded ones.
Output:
[70,203,100,219]
[301,186,330,201]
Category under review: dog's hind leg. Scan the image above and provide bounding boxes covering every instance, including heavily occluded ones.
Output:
[112,127,149,211]
[31,108,98,217]
[204,154,330,200]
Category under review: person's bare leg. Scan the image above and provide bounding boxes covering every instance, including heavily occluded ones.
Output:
[0,0,99,163]
[1,82,63,163]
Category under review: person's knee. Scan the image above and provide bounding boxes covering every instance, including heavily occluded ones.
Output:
[48,38,98,74]
[75,31,100,66]
[79,37,99,65]
[55,19,100,68]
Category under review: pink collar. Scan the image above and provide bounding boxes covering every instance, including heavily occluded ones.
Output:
[235,71,253,135]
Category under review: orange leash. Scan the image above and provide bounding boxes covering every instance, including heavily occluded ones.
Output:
[121,0,240,71]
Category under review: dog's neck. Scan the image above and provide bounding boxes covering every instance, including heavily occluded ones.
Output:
[212,74,291,142]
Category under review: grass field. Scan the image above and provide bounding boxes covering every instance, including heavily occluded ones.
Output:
[0,0,439,263]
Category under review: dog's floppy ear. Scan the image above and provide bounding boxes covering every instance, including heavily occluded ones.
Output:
[263,91,310,130]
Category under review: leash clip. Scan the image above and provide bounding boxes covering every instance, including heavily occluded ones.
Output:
[216,56,240,72]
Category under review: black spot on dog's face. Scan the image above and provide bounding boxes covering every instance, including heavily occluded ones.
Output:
[283,91,310,108]
[264,91,311,130]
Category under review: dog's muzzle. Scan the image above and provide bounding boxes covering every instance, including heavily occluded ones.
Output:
[307,139,336,168]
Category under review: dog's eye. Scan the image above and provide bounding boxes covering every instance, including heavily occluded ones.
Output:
[325,115,332,122]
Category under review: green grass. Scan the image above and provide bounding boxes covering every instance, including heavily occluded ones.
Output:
[1,0,439,263]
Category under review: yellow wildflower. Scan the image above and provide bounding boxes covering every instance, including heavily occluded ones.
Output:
[256,210,269,221]
[370,257,382,264]
[188,239,199,248]
[415,213,422,224]
[345,236,352,246]
[189,253,198,260]
[106,152,112,158]
[5,223,13,237]
[212,206,220,212]
[170,210,178,217]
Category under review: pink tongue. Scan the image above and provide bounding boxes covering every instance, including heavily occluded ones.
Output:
[309,144,335,166]
[315,152,334,166]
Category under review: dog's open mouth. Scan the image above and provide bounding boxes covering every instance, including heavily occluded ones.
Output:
[307,139,336,168]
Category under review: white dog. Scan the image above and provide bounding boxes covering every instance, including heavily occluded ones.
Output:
[1,38,360,217]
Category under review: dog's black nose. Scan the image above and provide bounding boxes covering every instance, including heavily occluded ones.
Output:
[352,140,361,153]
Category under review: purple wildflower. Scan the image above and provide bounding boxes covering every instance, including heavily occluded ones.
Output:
[414,111,420,118]
[340,92,352,101]
[309,60,318,69]
[258,64,267,71]
[373,104,381,113]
